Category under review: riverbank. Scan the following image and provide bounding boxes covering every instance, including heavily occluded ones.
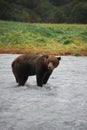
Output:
[0,21,87,56]
[0,47,87,56]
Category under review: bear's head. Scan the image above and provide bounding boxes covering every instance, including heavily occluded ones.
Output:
[43,55,61,70]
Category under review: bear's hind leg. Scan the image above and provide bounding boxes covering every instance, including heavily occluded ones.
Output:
[18,76,28,86]
[13,73,19,83]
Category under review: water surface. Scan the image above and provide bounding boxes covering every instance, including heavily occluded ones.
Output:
[0,54,87,130]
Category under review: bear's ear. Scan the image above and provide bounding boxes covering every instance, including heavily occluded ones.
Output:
[43,55,49,59]
[42,55,49,63]
[57,57,61,61]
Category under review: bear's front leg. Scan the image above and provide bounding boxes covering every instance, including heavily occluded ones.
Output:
[43,71,52,85]
[36,73,44,87]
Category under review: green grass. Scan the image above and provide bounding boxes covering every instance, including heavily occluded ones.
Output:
[0,20,87,55]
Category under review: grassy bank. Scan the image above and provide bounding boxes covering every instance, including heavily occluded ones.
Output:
[0,20,87,55]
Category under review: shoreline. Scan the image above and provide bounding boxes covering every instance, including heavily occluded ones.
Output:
[0,48,87,56]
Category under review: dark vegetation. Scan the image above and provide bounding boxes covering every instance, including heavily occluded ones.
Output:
[0,0,87,23]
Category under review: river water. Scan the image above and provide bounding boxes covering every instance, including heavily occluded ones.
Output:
[0,54,87,130]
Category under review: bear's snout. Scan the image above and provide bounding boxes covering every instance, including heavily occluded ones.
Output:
[48,62,54,70]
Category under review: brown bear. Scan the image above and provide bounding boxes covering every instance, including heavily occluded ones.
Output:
[12,54,61,87]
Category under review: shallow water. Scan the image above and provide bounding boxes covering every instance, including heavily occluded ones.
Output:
[0,54,87,130]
